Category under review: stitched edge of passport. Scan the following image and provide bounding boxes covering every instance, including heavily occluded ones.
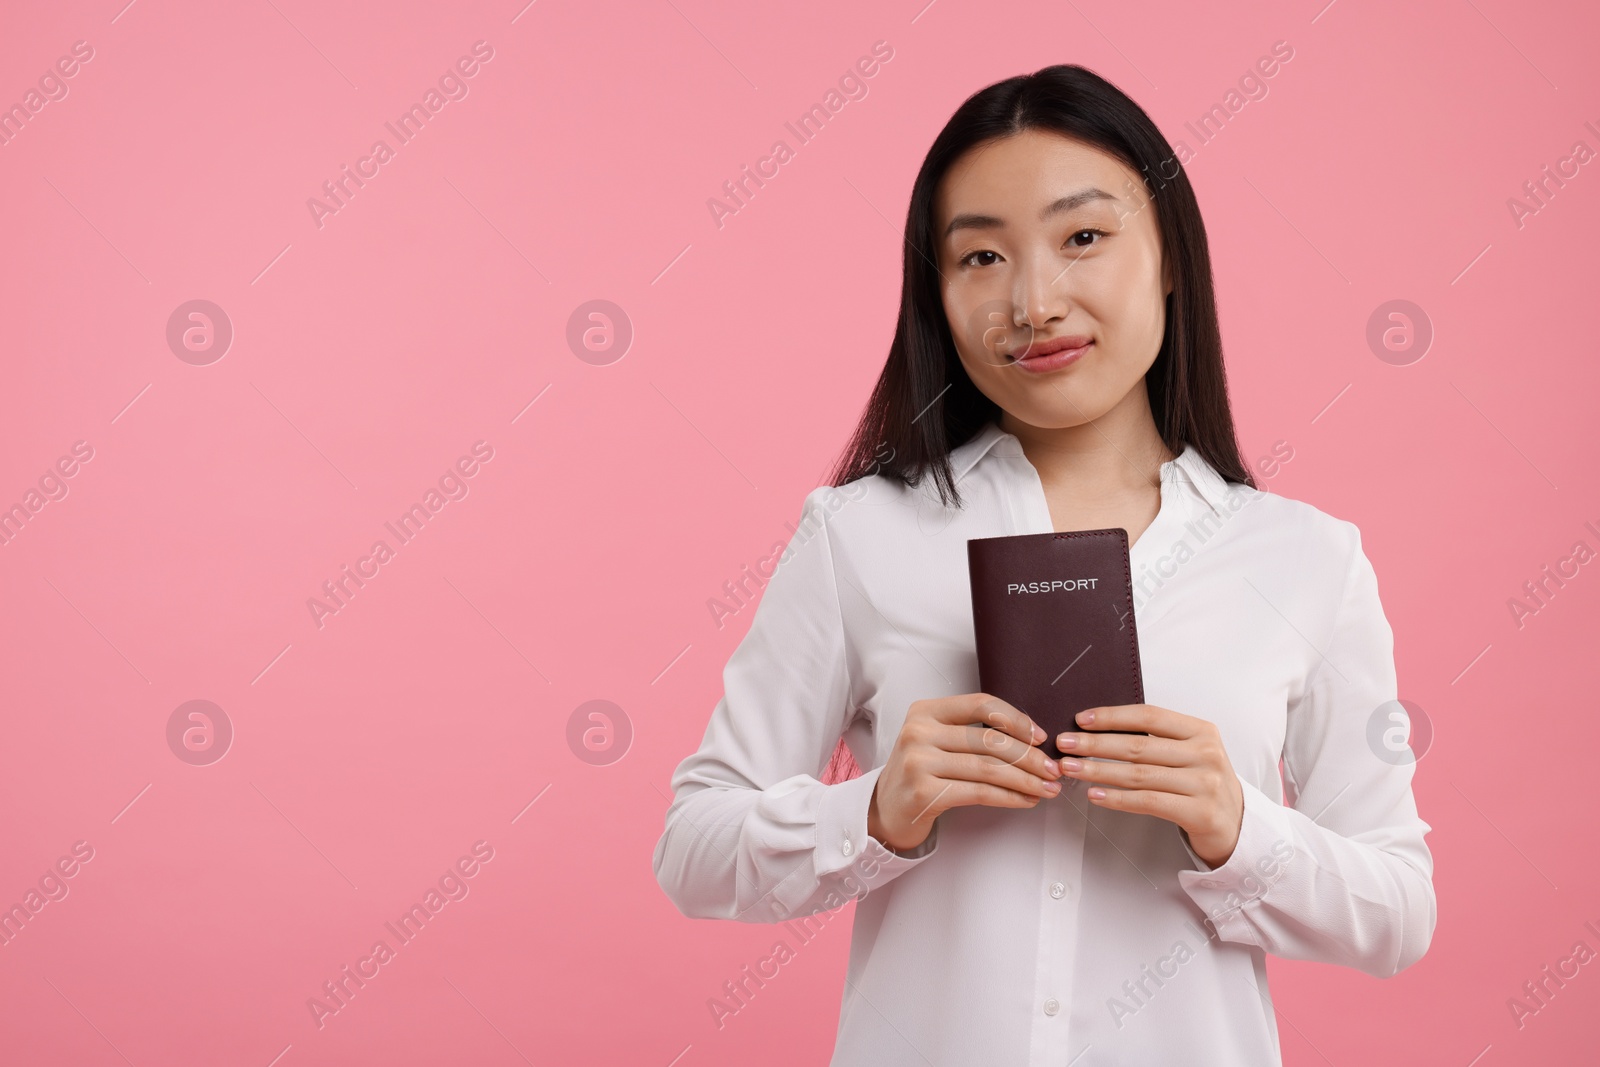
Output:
[1049,529,1144,702]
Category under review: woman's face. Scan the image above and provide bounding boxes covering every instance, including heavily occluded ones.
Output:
[934,128,1171,430]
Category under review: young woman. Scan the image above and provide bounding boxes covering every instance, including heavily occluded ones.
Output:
[654,64,1435,1066]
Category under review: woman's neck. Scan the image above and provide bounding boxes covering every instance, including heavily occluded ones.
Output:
[998,387,1175,504]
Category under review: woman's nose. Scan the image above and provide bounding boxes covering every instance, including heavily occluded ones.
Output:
[1011,264,1072,329]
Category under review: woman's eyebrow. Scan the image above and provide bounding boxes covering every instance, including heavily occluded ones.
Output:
[942,187,1119,240]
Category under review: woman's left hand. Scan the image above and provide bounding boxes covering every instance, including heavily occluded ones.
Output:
[1057,704,1245,868]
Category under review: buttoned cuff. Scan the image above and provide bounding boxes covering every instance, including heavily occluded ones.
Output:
[1177,776,1294,941]
[812,763,939,887]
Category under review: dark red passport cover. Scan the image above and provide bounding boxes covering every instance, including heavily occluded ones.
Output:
[967,528,1147,761]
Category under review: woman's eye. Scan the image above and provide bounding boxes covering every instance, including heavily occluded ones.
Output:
[959,231,1105,267]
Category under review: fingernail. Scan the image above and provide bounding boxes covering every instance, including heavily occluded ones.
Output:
[1043,780,1061,793]
[1077,710,1096,725]
[1087,787,1106,799]
[1058,735,1078,750]
[1060,758,1082,774]
[1032,724,1045,743]
[1043,759,1059,776]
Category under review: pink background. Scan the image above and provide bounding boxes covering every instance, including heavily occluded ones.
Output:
[1,0,1597,1063]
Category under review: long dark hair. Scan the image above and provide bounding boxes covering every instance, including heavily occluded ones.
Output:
[821,64,1255,786]
[825,63,1255,509]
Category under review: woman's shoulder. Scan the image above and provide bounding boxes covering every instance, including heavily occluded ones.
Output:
[784,473,912,548]
[1178,442,1340,538]
[1223,477,1367,574]
[783,473,940,568]
[794,471,905,516]
[799,467,925,519]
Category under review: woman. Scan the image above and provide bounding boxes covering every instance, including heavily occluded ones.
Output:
[653,64,1435,1066]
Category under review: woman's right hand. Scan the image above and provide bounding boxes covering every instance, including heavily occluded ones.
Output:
[867,693,1063,852]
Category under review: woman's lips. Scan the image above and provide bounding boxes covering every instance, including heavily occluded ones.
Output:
[1013,340,1092,373]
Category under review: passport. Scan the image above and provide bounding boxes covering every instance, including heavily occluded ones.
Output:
[967,528,1147,762]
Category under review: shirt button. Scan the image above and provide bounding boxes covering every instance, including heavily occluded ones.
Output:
[1049,882,1066,899]
[842,837,854,857]
[1043,998,1060,1016]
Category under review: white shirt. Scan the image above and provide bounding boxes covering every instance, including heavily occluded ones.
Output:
[653,419,1436,1066]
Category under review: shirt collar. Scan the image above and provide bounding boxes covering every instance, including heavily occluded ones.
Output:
[950,419,1235,519]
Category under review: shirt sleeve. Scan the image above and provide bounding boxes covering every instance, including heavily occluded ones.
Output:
[652,485,939,925]
[1176,523,1437,978]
